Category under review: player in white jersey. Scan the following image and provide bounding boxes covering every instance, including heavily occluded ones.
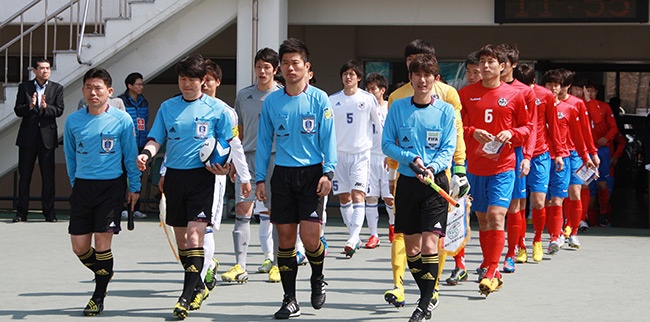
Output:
[329,60,383,258]
[364,73,394,249]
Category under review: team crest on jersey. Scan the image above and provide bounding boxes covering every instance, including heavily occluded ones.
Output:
[358,102,366,110]
[101,137,115,154]
[432,93,440,100]
[535,98,542,106]
[497,97,508,107]
[324,107,332,119]
[558,112,565,119]
[195,121,209,139]
[301,115,316,134]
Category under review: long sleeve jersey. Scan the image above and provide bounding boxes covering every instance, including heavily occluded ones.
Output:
[584,99,619,147]
[532,85,563,158]
[507,79,538,160]
[563,95,597,155]
[554,100,590,162]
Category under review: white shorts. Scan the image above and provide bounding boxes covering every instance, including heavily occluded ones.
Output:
[332,150,370,195]
[211,174,227,230]
[367,154,393,199]
[235,151,274,208]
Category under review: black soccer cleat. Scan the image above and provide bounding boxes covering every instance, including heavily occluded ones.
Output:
[83,297,104,316]
[310,275,328,310]
[274,295,300,319]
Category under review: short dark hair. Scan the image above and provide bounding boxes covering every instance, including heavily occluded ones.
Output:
[175,54,207,79]
[32,57,50,69]
[408,54,440,77]
[339,60,363,80]
[124,72,143,88]
[497,43,520,64]
[279,38,309,63]
[404,39,435,58]
[465,51,480,66]
[204,59,223,81]
[557,68,574,87]
[541,69,563,86]
[255,47,279,68]
[514,64,535,85]
[365,73,388,91]
[585,78,599,90]
[83,68,112,87]
[477,44,507,64]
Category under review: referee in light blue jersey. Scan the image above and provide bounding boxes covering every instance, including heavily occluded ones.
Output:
[136,54,233,319]
[254,38,336,319]
[63,68,141,316]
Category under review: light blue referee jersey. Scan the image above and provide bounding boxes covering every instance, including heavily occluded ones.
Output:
[64,105,142,192]
[255,85,337,182]
[382,97,456,177]
[148,94,233,170]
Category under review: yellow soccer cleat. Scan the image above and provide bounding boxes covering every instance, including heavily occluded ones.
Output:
[515,247,528,263]
[173,298,189,320]
[189,287,209,311]
[268,265,281,283]
[532,241,544,262]
[479,277,499,297]
[384,287,406,307]
[221,264,248,283]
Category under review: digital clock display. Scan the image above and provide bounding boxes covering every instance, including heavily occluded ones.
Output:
[495,0,649,23]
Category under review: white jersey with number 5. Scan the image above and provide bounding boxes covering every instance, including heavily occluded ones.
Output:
[329,89,383,154]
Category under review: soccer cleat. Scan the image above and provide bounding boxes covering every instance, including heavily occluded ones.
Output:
[558,235,566,249]
[268,265,281,283]
[476,267,487,281]
[310,275,328,309]
[415,293,439,320]
[258,258,274,273]
[478,277,499,297]
[221,264,248,283]
[408,307,426,322]
[526,217,533,225]
[503,256,515,273]
[189,287,209,311]
[568,235,581,249]
[204,258,219,291]
[296,251,308,266]
[494,271,504,290]
[120,210,128,219]
[547,239,560,255]
[446,268,468,286]
[388,224,395,243]
[320,236,329,257]
[532,241,544,262]
[578,220,589,232]
[173,297,190,320]
[515,247,528,263]
[274,295,301,319]
[344,241,361,258]
[563,226,572,239]
[365,235,380,249]
[384,287,406,307]
[133,210,147,218]
[83,298,104,316]
[598,214,609,227]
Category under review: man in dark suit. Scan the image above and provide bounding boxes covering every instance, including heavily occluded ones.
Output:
[13,58,65,222]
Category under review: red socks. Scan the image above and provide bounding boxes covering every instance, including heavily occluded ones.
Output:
[546,205,563,240]
[532,207,546,243]
[580,188,591,221]
[506,212,521,257]
[564,199,582,236]
[454,248,466,270]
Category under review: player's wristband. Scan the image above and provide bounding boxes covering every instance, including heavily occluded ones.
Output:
[453,165,466,175]
[141,149,152,160]
[323,171,334,181]
[388,168,397,181]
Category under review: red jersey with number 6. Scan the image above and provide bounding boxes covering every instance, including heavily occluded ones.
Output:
[459,81,532,176]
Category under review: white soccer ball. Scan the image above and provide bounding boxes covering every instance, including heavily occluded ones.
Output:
[199,137,231,166]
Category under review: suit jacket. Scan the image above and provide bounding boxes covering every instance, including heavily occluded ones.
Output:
[14,79,65,149]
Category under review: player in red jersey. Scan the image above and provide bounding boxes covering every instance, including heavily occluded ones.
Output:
[557,70,599,249]
[572,79,619,229]
[497,44,537,273]
[459,44,532,296]
[514,64,563,263]
[542,70,595,254]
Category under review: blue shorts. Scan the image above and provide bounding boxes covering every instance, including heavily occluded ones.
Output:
[512,147,527,199]
[589,146,612,194]
[467,170,515,213]
[527,151,551,193]
[548,156,570,198]
[568,150,584,186]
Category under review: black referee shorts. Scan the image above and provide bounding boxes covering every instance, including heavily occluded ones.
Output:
[69,177,126,235]
[270,164,324,225]
[394,172,449,236]
[164,167,215,227]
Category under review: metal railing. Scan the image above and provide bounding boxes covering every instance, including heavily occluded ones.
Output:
[0,0,129,83]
